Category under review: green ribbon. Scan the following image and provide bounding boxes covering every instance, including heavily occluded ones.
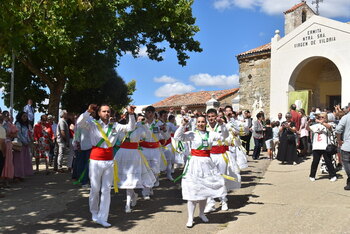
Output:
[73,159,90,185]
[94,120,113,147]
[173,156,192,183]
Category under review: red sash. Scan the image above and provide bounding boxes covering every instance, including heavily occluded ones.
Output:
[120,142,139,149]
[224,146,229,151]
[191,149,211,157]
[210,145,227,154]
[139,141,160,148]
[90,146,113,160]
[171,133,174,137]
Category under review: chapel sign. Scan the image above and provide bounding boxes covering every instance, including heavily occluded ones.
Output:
[294,28,336,48]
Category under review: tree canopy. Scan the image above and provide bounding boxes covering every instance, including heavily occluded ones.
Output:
[0,0,202,116]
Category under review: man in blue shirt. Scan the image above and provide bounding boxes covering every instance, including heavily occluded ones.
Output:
[336,104,350,190]
[23,99,35,127]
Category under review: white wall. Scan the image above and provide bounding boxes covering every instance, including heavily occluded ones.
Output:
[270,15,350,117]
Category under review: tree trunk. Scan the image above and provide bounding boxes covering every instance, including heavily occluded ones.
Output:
[48,83,65,118]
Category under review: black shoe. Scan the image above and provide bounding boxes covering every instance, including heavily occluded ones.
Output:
[344,184,350,190]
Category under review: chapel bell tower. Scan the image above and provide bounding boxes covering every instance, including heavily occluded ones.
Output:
[284,1,316,35]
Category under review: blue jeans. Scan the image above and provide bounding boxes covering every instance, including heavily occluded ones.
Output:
[253,138,263,159]
[341,150,350,185]
[75,149,91,185]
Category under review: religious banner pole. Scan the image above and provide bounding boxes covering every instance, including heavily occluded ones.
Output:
[10,50,15,117]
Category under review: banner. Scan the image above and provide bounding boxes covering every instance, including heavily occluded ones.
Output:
[288,90,310,113]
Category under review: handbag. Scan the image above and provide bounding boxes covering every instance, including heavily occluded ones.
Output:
[12,140,23,152]
[325,129,337,155]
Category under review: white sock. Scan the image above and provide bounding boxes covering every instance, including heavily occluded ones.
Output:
[187,201,197,224]
[126,189,133,207]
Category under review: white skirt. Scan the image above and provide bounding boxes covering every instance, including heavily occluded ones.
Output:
[163,143,175,164]
[225,150,241,191]
[115,148,156,189]
[230,146,248,170]
[141,147,167,174]
[181,156,227,201]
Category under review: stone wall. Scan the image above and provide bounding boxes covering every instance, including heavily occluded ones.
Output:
[238,55,271,118]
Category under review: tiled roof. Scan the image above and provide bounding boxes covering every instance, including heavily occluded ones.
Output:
[236,42,271,58]
[153,88,239,108]
[284,1,306,14]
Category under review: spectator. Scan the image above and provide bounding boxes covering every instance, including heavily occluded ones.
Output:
[0,114,6,197]
[273,113,286,123]
[264,119,273,160]
[55,110,70,172]
[23,99,35,127]
[1,113,16,185]
[336,104,350,190]
[298,108,309,157]
[276,113,298,165]
[307,112,337,182]
[290,104,301,131]
[240,110,252,155]
[272,121,280,157]
[252,112,264,160]
[47,115,57,167]
[33,115,54,174]
[14,112,33,178]
[72,119,92,187]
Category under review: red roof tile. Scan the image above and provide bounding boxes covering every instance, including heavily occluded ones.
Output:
[236,42,271,58]
[284,1,306,14]
[153,88,239,108]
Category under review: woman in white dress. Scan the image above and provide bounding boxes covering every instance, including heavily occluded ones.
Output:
[115,114,156,213]
[174,115,228,228]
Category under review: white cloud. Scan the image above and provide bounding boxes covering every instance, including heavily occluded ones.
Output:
[137,46,148,57]
[189,73,239,88]
[153,75,177,83]
[213,0,350,18]
[154,82,195,98]
[126,46,148,58]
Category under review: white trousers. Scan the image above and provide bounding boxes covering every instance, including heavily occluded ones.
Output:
[89,159,114,222]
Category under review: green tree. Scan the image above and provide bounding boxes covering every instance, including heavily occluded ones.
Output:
[0,0,202,116]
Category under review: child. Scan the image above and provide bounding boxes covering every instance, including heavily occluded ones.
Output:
[264,119,273,160]
[272,121,280,158]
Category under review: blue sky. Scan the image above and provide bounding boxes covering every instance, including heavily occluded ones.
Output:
[1,0,350,117]
[117,0,350,106]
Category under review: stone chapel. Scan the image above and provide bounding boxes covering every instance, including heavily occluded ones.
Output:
[237,1,350,118]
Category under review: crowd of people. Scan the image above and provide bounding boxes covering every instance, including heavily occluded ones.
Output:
[0,99,350,228]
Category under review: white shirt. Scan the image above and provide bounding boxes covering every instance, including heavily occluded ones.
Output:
[77,111,135,148]
[207,123,226,146]
[138,119,166,142]
[310,123,330,150]
[73,124,93,150]
[174,125,228,150]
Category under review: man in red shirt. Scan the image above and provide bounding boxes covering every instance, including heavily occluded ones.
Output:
[290,104,301,130]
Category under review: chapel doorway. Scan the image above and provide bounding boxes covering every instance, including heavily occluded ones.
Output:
[289,56,341,112]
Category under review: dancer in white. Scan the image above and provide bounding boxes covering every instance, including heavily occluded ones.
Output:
[174,114,228,228]
[158,110,175,181]
[114,113,156,213]
[139,106,167,199]
[204,109,240,213]
[77,104,135,227]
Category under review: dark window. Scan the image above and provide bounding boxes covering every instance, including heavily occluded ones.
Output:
[302,11,307,23]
